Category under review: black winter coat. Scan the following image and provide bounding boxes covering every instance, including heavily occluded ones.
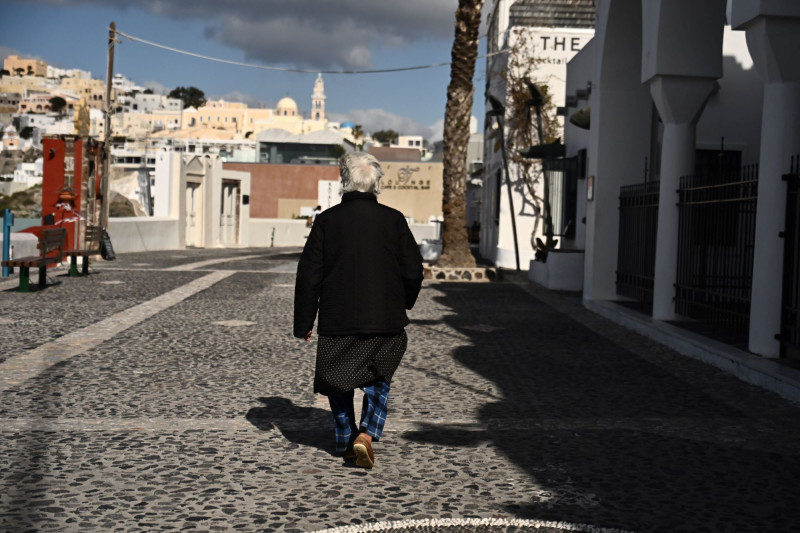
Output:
[293,192,424,338]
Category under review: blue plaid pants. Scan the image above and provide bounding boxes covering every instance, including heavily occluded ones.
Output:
[327,380,390,453]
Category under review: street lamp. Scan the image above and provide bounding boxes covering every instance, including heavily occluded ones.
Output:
[486,92,520,271]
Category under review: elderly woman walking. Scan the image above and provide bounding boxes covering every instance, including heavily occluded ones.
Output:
[294,152,424,468]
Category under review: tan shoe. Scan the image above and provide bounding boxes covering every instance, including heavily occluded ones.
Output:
[352,434,374,469]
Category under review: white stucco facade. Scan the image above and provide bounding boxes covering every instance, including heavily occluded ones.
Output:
[556,0,800,359]
[481,1,596,271]
[152,148,251,249]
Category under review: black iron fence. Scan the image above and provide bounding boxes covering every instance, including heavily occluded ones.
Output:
[674,165,759,345]
[616,180,660,311]
[781,156,800,358]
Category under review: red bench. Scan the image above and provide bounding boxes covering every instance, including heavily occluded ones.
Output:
[1,228,66,292]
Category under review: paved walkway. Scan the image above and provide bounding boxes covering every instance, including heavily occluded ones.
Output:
[1,248,799,532]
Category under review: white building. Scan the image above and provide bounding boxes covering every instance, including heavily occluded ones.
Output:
[256,128,346,164]
[395,135,432,161]
[112,73,143,94]
[12,158,43,187]
[0,92,22,111]
[109,136,258,217]
[153,148,251,248]
[2,124,20,150]
[397,135,424,150]
[111,109,183,138]
[40,118,77,137]
[120,93,184,114]
[542,0,800,365]
[480,0,596,270]
[18,114,56,130]
[47,66,91,81]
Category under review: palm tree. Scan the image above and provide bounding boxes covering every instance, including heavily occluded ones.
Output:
[437,0,484,268]
[352,124,364,150]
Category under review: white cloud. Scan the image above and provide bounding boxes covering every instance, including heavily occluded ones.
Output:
[26,0,462,69]
[428,119,445,143]
[329,108,443,142]
[210,90,272,109]
[214,16,380,70]
[0,46,22,63]
[141,80,167,94]
[0,46,48,66]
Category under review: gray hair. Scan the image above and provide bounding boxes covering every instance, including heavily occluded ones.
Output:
[339,152,383,195]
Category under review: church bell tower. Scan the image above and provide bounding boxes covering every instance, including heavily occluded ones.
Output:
[311,73,326,121]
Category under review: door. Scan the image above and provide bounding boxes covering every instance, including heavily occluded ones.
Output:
[220,179,240,246]
[185,182,202,247]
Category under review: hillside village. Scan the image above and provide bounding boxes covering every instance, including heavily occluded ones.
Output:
[0,54,466,222]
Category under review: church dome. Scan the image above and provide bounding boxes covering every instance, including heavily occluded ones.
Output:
[276,97,298,112]
[276,96,298,117]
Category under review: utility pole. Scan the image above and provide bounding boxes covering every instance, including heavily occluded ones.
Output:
[100,21,115,229]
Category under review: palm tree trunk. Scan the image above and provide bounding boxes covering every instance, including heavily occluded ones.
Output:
[438,0,484,268]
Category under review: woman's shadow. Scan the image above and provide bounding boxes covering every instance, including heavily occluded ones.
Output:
[245,396,335,456]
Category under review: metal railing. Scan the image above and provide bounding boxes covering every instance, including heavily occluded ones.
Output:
[675,165,758,344]
[616,180,659,311]
[781,156,800,358]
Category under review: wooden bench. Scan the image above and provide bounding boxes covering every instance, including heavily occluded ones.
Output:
[1,227,67,292]
[65,225,103,277]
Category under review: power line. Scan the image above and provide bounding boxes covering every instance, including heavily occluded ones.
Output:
[112,27,508,75]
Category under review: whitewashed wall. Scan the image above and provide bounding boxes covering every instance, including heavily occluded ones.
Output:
[104,217,442,253]
[107,217,181,253]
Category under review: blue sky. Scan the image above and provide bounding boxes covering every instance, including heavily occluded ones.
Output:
[1,0,489,141]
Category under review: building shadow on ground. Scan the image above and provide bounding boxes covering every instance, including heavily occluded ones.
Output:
[245,396,334,456]
[403,283,800,532]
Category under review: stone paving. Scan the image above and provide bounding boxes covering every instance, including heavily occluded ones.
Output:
[1,247,800,532]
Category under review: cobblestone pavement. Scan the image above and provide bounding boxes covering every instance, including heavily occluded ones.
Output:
[1,248,799,532]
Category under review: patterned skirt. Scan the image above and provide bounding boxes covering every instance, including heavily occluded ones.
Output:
[314,332,408,396]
